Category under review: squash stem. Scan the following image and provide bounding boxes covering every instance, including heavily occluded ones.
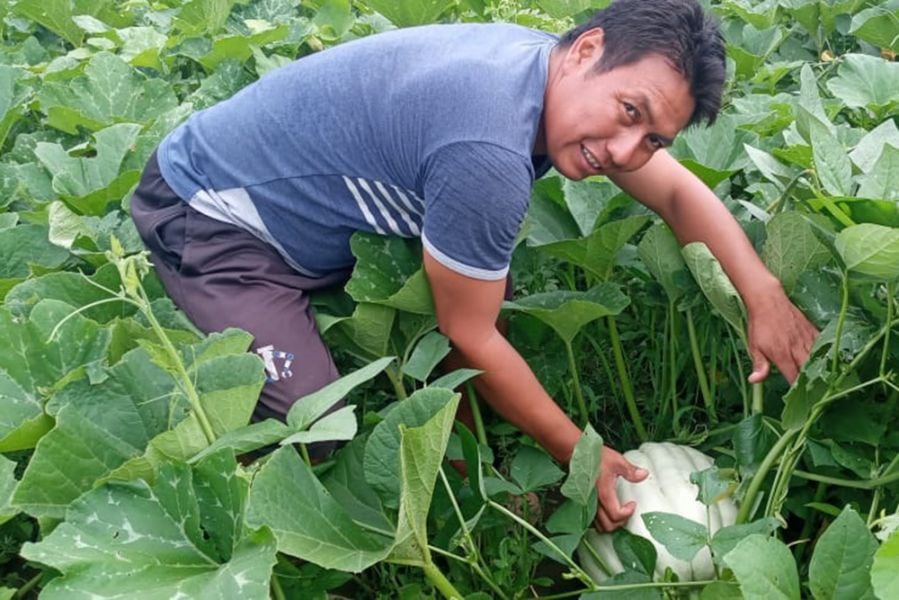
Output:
[686,308,716,423]
[565,340,589,427]
[422,562,463,600]
[607,316,647,441]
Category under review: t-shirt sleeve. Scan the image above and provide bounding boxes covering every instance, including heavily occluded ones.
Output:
[421,142,533,281]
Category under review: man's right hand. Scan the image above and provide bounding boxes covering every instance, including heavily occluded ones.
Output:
[594,447,648,531]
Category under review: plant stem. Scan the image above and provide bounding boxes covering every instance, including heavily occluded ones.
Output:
[751,382,763,415]
[271,572,287,600]
[793,467,899,490]
[881,282,894,376]
[139,286,216,445]
[737,428,797,523]
[422,562,463,600]
[465,382,489,448]
[831,270,850,374]
[15,573,42,599]
[299,443,312,467]
[607,316,647,441]
[565,340,589,427]
[686,308,716,423]
[385,364,408,401]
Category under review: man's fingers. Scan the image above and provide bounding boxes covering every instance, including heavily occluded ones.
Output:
[747,349,770,384]
[623,465,649,483]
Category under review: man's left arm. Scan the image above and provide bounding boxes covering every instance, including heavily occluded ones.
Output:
[611,150,818,383]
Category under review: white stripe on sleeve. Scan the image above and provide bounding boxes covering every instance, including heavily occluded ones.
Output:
[343,176,386,235]
[374,181,420,236]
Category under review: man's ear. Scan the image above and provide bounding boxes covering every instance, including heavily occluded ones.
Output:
[568,27,604,70]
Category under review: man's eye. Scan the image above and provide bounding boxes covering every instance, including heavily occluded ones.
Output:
[648,135,663,149]
[623,102,638,119]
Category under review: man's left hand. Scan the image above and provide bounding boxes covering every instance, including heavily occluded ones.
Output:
[746,285,818,384]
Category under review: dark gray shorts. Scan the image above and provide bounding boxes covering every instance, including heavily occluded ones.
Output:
[129,152,351,444]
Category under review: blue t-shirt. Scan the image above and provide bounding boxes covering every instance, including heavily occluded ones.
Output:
[158,23,556,280]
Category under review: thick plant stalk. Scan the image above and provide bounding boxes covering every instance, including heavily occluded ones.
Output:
[465,382,489,447]
[606,316,648,441]
[565,340,590,427]
[685,308,716,423]
[422,562,463,600]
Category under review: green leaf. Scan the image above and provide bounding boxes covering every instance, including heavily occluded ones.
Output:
[325,302,396,359]
[560,424,602,506]
[723,535,800,600]
[637,223,695,302]
[321,437,395,534]
[611,528,658,577]
[872,529,899,600]
[502,283,629,346]
[21,453,278,599]
[0,455,17,526]
[809,506,878,600]
[175,0,239,37]
[11,0,84,45]
[835,224,899,281]
[525,178,581,246]
[510,445,565,493]
[682,243,746,336]
[11,347,175,518]
[642,512,709,562]
[795,64,833,143]
[850,121,899,174]
[429,368,481,390]
[345,233,433,315]
[364,388,458,508]
[0,66,30,149]
[281,405,357,445]
[287,356,394,430]
[535,215,650,281]
[246,445,393,571]
[0,300,110,452]
[810,119,853,198]
[402,331,451,382]
[672,113,754,174]
[38,52,177,134]
[827,54,899,111]
[393,393,459,558]
[0,224,70,285]
[562,178,622,237]
[690,467,732,506]
[34,123,142,215]
[857,144,899,202]
[762,212,832,292]
[744,144,795,187]
[849,0,899,52]
[709,518,780,566]
[364,0,453,26]
[188,419,290,464]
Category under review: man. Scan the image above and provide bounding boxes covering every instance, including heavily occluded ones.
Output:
[130,0,818,532]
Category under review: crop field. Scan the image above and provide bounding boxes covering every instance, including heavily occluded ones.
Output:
[0,0,897,598]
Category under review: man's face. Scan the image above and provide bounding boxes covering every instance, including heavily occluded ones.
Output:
[540,29,695,179]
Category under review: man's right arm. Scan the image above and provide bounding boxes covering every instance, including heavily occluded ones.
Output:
[423,249,647,530]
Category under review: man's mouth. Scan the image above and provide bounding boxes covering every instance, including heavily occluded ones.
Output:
[580,144,602,171]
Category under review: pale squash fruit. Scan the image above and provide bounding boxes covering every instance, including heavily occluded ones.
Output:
[578,442,737,582]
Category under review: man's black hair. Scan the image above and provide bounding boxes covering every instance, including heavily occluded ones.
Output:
[558,0,726,126]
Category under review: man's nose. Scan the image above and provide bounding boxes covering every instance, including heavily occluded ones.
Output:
[607,132,645,171]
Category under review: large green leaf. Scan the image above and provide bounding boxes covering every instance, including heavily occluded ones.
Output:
[559,424,602,506]
[642,512,709,562]
[39,52,177,134]
[322,437,395,534]
[849,0,899,52]
[0,224,70,288]
[323,302,396,359]
[175,0,238,36]
[402,331,450,382]
[827,54,899,112]
[393,393,459,560]
[11,347,176,518]
[0,455,16,526]
[534,215,650,281]
[364,0,453,26]
[850,121,899,174]
[810,118,853,198]
[562,178,623,237]
[872,529,899,600]
[21,452,278,599]
[762,212,832,292]
[0,66,31,149]
[857,145,899,202]
[835,224,899,281]
[345,233,433,315]
[671,113,754,181]
[723,535,801,600]
[34,123,142,216]
[0,300,110,452]
[364,388,458,508]
[287,356,394,430]
[682,243,746,335]
[808,506,878,600]
[246,445,393,571]
[11,0,84,45]
[502,283,629,346]
[637,223,695,302]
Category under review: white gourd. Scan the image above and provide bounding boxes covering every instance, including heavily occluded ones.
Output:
[577,442,737,582]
